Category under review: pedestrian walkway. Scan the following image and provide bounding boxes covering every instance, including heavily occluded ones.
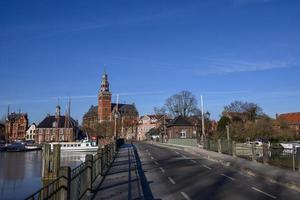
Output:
[90,143,144,200]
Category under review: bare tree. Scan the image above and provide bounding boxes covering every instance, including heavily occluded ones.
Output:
[164,91,199,117]
[223,100,263,121]
[154,106,167,116]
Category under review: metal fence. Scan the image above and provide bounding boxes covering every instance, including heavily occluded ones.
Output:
[204,139,300,172]
[25,142,117,200]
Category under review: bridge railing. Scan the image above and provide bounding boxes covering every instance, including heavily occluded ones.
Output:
[25,142,117,200]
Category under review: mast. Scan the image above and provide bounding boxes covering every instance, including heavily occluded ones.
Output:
[201,95,205,142]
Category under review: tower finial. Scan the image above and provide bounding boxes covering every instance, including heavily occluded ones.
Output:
[103,64,107,75]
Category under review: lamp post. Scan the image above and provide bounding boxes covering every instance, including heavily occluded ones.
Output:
[114,112,119,140]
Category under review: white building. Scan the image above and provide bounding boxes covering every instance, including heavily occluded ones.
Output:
[26,123,36,141]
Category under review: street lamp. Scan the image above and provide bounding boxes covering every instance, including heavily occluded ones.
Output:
[114,112,119,140]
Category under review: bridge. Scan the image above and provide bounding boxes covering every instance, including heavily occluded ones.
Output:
[26,140,300,200]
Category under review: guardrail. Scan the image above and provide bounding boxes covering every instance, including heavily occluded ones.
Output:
[25,142,118,200]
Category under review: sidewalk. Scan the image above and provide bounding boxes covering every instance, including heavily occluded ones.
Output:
[89,144,143,200]
[152,142,300,192]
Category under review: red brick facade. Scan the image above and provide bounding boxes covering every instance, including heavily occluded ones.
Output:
[5,113,28,142]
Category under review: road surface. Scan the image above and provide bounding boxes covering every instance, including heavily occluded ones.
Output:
[135,142,300,200]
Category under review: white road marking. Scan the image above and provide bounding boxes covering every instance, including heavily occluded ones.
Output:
[202,164,212,170]
[148,152,151,156]
[180,192,191,200]
[190,160,197,164]
[154,161,159,165]
[251,187,277,199]
[181,154,186,158]
[150,156,154,160]
[174,151,180,155]
[221,174,235,181]
[168,177,176,185]
[159,167,165,173]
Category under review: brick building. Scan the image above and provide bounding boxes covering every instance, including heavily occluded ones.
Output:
[276,112,300,134]
[5,112,28,142]
[166,115,195,139]
[0,123,5,141]
[82,70,139,139]
[36,105,80,144]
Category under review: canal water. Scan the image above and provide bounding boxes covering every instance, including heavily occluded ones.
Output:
[0,150,93,200]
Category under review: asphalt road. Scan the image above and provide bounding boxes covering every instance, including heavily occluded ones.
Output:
[135,142,300,200]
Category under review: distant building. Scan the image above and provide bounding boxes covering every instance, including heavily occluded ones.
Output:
[276,112,300,134]
[0,123,5,141]
[36,105,80,144]
[166,115,195,139]
[137,115,165,141]
[25,123,36,141]
[82,70,139,139]
[5,112,29,142]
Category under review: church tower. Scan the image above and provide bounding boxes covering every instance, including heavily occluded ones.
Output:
[98,70,112,122]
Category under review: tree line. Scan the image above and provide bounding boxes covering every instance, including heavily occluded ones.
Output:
[154,91,299,142]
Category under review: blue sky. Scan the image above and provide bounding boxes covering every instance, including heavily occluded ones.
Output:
[0,0,299,124]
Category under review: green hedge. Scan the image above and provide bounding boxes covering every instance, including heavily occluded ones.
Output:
[167,138,198,147]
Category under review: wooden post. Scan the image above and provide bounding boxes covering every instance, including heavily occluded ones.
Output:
[58,166,71,200]
[42,144,51,180]
[110,144,114,161]
[53,144,61,178]
[232,141,236,157]
[97,148,102,176]
[262,143,269,164]
[218,139,222,153]
[85,154,93,191]
[292,146,296,171]
[42,144,61,199]
[105,145,108,166]
[101,147,105,175]
[251,143,256,162]
[296,147,300,172]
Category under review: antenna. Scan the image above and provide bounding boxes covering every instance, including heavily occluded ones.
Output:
[6,104,10,120]
[68,96,71,117]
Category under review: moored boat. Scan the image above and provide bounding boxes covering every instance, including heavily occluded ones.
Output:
[50,140,98,152]
[6,142,26,152]
[279,141,300,149]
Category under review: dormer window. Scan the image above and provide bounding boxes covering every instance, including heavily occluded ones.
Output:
[53,122,57,128]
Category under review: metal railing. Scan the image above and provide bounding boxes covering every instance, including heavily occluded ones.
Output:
[25,142,117,200]
[204,139,300,172]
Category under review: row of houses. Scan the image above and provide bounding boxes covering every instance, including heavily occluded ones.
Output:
[1,105,83,144]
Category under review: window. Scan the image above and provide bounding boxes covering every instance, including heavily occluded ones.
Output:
[52,122,57,128]
[180,130,187,139]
